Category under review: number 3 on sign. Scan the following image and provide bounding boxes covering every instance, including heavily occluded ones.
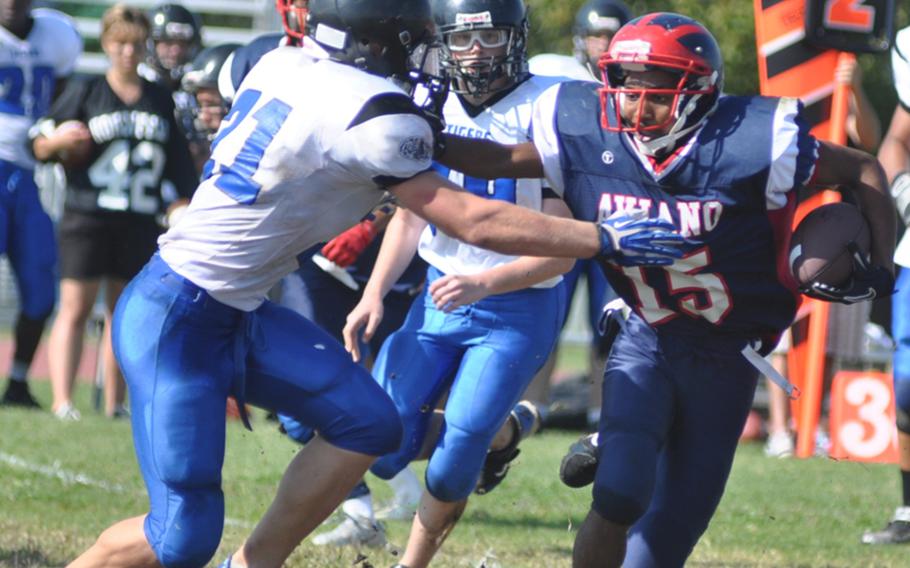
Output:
[824,0,875,33]
[829,371,899,463]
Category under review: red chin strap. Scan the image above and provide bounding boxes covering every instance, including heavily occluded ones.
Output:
[276,0,308,41]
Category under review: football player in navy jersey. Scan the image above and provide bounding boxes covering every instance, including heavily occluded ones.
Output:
[67,0,658,566]
[438,13,896,567]
[0,0,81,409]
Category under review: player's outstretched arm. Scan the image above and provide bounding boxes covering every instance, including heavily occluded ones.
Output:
[810,140,896,273]
[438,137,544,180]
[427,198,577,312]
[342,208,427,362]
[389,171,600,259]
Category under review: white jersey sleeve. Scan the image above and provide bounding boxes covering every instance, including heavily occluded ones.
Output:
[33,9,82,77]
[158,49,433,310]
[528,53,595,82]
[765,97,818,210]
[893,26,910,110]
[330,105,434,188]
[530,83,566,197]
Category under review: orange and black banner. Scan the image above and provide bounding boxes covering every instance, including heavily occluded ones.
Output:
[753,0,839,139]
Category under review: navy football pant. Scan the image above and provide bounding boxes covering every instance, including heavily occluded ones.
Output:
[370,267,564,502]
[0,161,55,319]
[593,314,758,567]
[561,258,615,352]
[113,255,402,568]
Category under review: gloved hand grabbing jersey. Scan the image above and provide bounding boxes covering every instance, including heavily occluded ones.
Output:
[320,220,377,268]
[598,209,687,266]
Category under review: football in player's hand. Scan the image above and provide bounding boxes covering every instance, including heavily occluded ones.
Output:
[790,202,871,288]
[55,120,94,169]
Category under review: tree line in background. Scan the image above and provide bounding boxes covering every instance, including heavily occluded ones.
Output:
[48,0,909,134]
[527,0,910,135]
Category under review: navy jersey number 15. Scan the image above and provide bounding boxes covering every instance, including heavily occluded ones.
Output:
[202,89,291,204]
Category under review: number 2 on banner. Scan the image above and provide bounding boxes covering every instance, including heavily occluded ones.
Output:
[824,0,875,33]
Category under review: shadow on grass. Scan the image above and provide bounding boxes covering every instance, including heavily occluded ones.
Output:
[463,509,584,532]
[0,546,60,567]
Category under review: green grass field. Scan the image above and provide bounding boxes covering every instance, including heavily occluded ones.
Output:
[1,379,908,568]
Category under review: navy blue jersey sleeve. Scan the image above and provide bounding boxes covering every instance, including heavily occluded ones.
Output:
[159,89,198,199]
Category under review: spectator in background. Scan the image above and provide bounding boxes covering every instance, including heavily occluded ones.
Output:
[764,53,883,459]
[527,0,631,82]
[31,4,196,420]
[0,0,82,409]
[180,42,240,172]
[140,3,202,92]
[141,3,206,173]
[572,0,633,77]
[862,24,910,545]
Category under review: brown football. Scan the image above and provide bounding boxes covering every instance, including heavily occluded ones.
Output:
[55,120,95,170]
[789,202,871,288]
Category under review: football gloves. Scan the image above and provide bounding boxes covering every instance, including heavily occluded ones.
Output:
[890,171,910,226]
[800,242,895,304]
[598,209,686,266]
[320,220,377,268]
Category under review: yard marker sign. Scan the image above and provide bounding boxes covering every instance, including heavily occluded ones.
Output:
[753,0,894,458]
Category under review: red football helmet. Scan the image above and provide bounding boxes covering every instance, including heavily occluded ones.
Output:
[598,13,723,155]
[276,0,308,41]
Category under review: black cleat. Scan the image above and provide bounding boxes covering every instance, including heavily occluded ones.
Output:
[862,508,910,545]
[475,401,540,495]
[1,380,41,409]
[559,433,599,488]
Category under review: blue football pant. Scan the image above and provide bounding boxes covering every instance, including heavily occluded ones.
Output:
[891,268,910,430]
[0,161,55,319]
[593,314,759,567]
[370,268,564,502]
[113,255,402,568]
[276,247,417,444]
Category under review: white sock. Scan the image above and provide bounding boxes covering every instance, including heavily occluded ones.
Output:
[341,494,374,521]
[388,467,422,506]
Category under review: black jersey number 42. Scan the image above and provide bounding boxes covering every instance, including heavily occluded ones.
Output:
[90,140,165,215]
